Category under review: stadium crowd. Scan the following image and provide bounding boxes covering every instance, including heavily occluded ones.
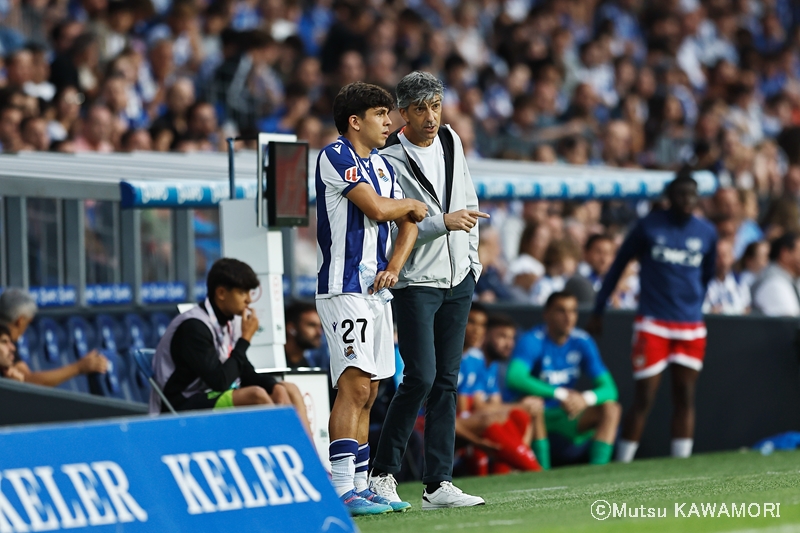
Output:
[4,0,800,311]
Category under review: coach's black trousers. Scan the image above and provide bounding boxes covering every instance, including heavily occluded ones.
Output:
[373,275,475,484]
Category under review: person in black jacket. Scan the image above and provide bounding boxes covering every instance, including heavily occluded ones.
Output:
[154,258,310,434]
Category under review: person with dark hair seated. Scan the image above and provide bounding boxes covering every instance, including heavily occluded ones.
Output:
[0,323,25,382]
[284,301,327,370]
[152,258,310,434]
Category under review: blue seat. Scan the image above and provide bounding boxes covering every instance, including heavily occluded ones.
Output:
[123,313,152,349]
[87,349,129,401]
[37,318,83,394]
[131,348,176,414]
[65,316,97,358]
[95,314,127,353]
[15,326,39,368]
[149,313,172,347]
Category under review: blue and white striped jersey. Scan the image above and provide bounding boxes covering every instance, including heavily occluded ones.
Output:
[315,136,401,297]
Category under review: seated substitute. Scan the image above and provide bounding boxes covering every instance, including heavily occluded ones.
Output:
[152,258,310,434]
[284,301,328,370]
[456,304,542,474]
[506,291,620,468]
[0,288,108,386]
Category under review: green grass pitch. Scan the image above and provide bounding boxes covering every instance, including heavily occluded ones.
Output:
[356,450,800,533]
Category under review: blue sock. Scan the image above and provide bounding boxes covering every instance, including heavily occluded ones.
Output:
[329,439,358,497]
[355,443,369,492]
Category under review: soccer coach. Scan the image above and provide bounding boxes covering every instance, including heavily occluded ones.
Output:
[369,71,489,509]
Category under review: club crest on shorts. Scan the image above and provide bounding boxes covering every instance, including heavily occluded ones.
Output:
[345,345,356,360]
[633,355,646,368]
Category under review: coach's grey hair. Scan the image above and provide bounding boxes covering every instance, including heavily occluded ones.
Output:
[396,71,444,110]
[0,288,37,324]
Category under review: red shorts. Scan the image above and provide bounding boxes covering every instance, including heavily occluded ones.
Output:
[631,316,706,380]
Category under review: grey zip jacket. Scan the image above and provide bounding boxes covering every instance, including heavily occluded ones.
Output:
[380,124,482,289]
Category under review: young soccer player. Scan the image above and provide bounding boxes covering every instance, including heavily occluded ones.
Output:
[315,82,427,515]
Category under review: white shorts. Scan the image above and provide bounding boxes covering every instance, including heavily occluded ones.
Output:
[316,294,395,388]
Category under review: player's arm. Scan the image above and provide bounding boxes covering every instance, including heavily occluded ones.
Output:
[506,359,562,399]
[374,215,418,291]
[172,319,247,391]
[579,336,618,407]
[701,232,718,290]
[592,223,645,316]
[345,183,427,223]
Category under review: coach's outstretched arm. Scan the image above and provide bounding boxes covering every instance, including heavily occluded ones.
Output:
[346,182,427,223]
[374,216,419,291]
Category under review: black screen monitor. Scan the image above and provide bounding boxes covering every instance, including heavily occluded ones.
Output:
[265,141,309,227]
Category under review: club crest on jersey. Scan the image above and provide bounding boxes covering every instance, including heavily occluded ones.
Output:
[345,345,356,360]
[378,168,388,182]
[686,237,702,251]
[344,166,359,183]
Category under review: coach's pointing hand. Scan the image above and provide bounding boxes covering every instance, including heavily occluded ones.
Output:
[444,209,490,232]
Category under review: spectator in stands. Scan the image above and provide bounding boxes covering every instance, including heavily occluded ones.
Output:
[151,258,310,435]
[0,288,109,386]
[506,291,620,468]
[531,240,581,306]
[20,116,50,151]
[73,105,114,152]
[0,324,24,382]
[186,101,221,151]
[737,240,769,290]
[506,222,548,302]
[703,238,750,315]
[751,233,800,317]
[150,78,195,151]
[284,301,326,370]
[47,86,83,142]
[578,234,616,292]
[0,105,24,153]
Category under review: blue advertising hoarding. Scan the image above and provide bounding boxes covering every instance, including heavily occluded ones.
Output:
[0,407,355,533]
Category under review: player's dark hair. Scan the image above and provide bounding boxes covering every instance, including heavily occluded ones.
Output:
[584,233,613,252]
[487,313,516,330]
[207,258,259,299]
[544,290,577,310]
[0,323,10,339]
[469,302,489,316]
[333,82,395,134]
[285,301,317,325]
[769,232,799,262]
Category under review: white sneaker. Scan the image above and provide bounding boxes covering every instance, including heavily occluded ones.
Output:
[422,481,485,510]
[368,472,403,503]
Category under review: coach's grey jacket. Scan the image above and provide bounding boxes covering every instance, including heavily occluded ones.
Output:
[380,124,482,289]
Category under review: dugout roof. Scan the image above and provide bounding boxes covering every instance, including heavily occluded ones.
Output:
[0,150,717,207]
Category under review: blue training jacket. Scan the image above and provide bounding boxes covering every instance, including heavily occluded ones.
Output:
[593,209,718,323]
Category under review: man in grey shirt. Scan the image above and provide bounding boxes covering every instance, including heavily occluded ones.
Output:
[369,71,489,509]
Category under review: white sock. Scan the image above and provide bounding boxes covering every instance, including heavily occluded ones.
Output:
[671,438,693,458]
[330,456,356,497]
[354,470,368,492]
[616,439,639,463]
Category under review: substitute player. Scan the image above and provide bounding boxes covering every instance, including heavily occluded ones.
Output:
[588,169,717,462]
[507,291,620,468]
[315,82,427,515]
